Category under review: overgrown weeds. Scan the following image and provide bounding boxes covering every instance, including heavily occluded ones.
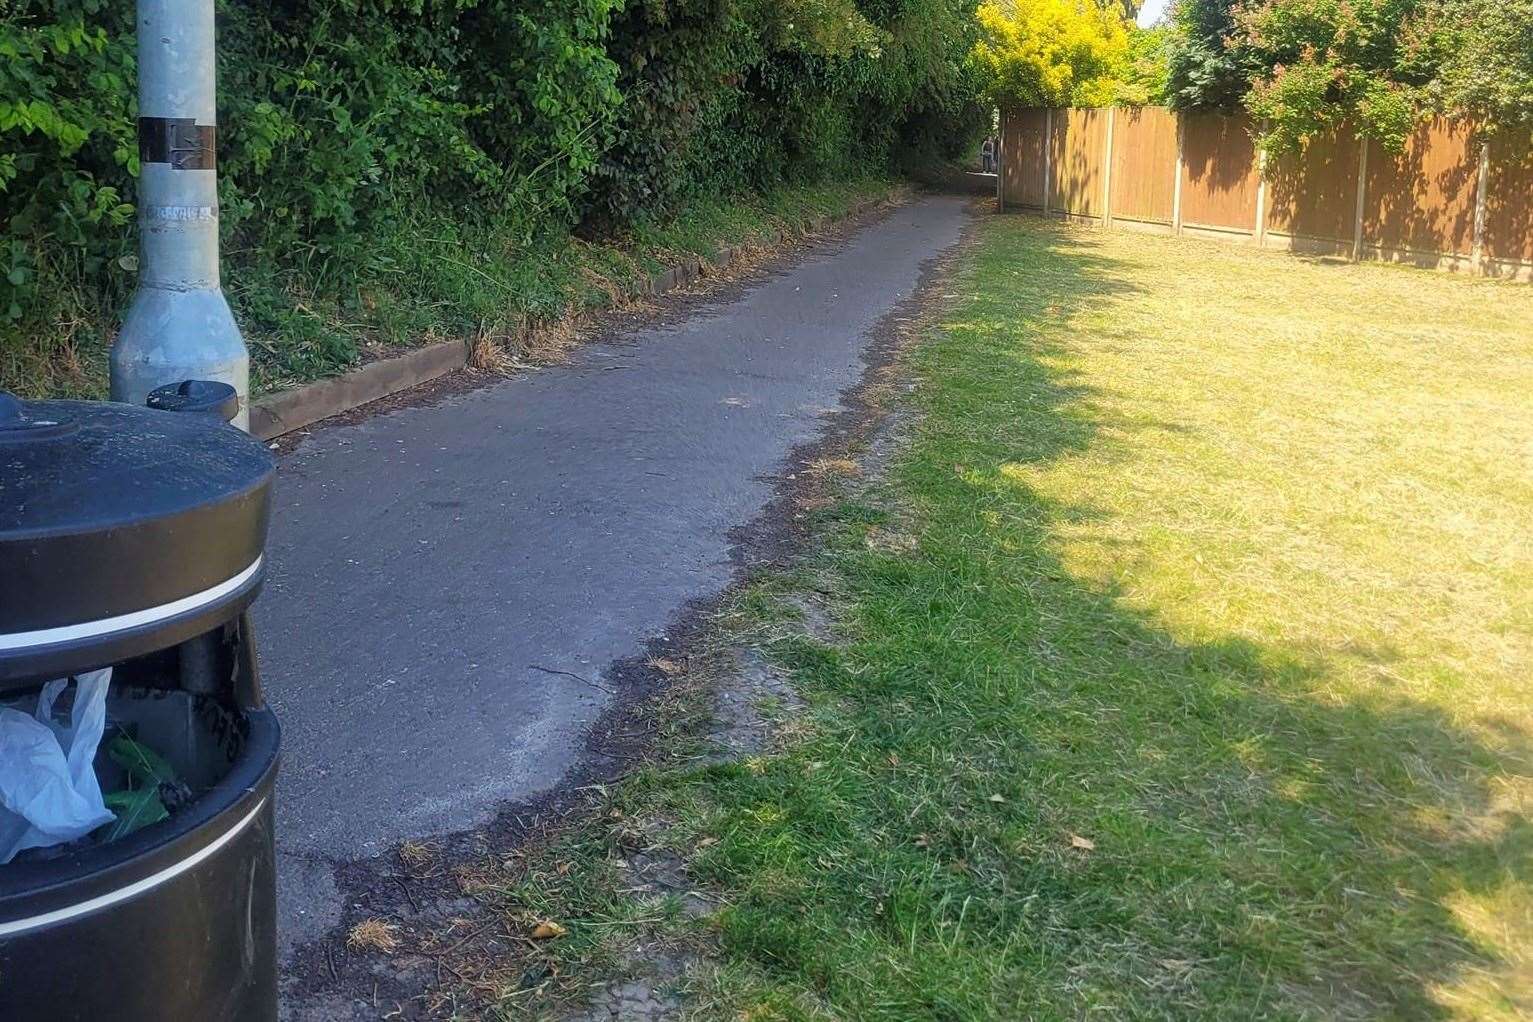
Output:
[4,178,899,400]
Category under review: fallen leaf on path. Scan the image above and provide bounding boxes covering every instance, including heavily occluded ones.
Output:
[530,921,568,940]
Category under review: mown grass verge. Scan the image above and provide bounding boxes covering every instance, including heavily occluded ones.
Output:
[1,177,899,402]
[422,214,1533,1020]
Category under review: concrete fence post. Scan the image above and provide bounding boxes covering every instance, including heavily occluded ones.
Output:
[1043,108,1054,216]
[1102,107,1115,228]
[1352,134,1369,262]
[1471,140,1490,276]
[1254,126,1268,246]
[1172,115,1185,236]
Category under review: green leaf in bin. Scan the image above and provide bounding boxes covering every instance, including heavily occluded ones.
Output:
[107,734,178,788]
[103,787,169,841]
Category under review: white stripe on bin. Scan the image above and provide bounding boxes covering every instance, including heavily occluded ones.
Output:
[0,557,262,653]
[0,797,267,937]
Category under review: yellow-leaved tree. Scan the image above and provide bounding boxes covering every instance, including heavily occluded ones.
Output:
[969,0,1131,107]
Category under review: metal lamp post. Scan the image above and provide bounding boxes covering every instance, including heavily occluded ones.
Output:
[112,0,250,431]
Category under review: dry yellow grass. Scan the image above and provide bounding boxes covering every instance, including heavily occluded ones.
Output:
[346,918,401,954]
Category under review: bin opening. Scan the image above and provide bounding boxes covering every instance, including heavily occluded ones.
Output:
[1,676,250,866]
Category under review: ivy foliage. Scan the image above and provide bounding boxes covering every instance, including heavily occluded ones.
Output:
[0,0,136,325]
[0,0,982,392]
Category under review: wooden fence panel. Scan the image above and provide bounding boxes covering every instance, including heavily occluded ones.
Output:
[1109,106,1177,225]
[1265,122,1361,249]
[1362,117,1478,258]
[1179,112,1260,234]
[1484,134,1533,272]
[1001,106,1048,209]
[1050,108,1108,217]
[994,103,1530,281]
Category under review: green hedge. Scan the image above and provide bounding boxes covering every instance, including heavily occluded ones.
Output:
[0,0,982,396]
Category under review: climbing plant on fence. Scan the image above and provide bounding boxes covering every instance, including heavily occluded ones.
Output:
[0,0,983,395]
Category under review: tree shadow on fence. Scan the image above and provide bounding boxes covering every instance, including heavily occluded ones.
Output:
[1180,112,1259,214]
[1265,122,1363,244]
[1362,119,1482,257]
[1484,134,1533,266]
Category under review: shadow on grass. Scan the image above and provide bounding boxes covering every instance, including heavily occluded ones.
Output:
[703,217,1532,1018]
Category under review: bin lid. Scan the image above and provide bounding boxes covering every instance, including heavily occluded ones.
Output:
[0,392,274,686]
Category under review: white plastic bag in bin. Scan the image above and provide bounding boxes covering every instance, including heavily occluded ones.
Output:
[0,669,114,864]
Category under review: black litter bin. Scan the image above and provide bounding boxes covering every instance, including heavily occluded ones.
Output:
[0,389,279,1021]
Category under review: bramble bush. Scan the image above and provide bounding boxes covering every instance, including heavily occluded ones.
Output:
[0,0,983,395]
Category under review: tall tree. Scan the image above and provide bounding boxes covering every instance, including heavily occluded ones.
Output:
[1163,0,1251,111]
[969,0,1131,107]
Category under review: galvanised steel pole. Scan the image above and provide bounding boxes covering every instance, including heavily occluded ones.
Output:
[112,0,249,430]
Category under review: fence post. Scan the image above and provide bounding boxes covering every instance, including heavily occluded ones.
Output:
[1101,107,1115,228]
[996,123,1003,208]
[995,107,1004,211]
[1043,108,1053,216]
[1172,115,1184,236]
[1254,128,1268,246]
[1352,134,1369,262]
[1471,139,1490,276]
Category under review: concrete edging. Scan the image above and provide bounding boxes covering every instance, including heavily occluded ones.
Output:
[249,196,891,441]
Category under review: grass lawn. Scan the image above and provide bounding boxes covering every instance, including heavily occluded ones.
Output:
[461,214,1533,1019]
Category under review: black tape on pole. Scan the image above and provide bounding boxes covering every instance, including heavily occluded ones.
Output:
[138,117,217,170]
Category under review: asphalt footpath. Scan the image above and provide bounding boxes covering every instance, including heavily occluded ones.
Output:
[256,194,972,958]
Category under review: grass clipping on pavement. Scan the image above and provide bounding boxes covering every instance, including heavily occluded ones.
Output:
[452,217,1533,1019]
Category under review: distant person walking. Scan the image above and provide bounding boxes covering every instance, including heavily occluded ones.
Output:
[981,136,996,174]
